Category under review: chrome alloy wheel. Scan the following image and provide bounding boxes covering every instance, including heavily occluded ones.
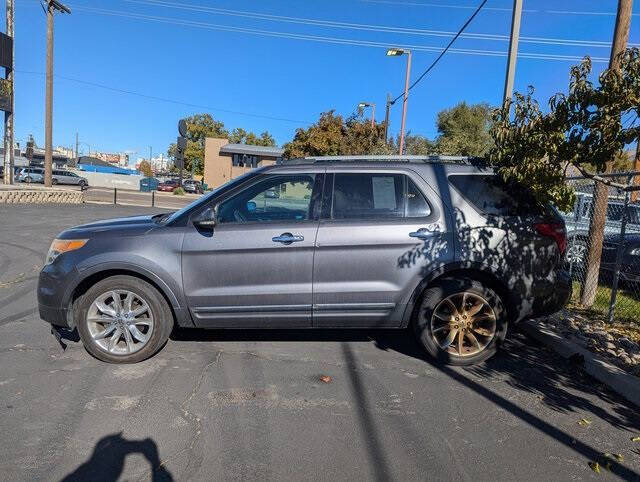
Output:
[430,292,497,357]
[86,290,154,355]
[566,242,587,265]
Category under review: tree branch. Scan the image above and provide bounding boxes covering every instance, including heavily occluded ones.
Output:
[570,162,640,191]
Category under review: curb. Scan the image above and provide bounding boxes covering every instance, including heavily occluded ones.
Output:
[519,319,640,408]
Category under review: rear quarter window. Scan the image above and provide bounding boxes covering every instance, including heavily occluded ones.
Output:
[449,174,544,217]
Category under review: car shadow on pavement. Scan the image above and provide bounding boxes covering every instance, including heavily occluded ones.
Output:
[60,432,173,482]
[171,326,640,479]
[374,327,640,479]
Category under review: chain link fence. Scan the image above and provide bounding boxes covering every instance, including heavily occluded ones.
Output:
[562,172,640,323]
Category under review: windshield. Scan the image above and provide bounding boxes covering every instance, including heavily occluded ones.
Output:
[163,171,257,224]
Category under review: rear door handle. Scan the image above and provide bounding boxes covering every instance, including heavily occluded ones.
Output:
[409,227,436,240]
[272,232,304,244]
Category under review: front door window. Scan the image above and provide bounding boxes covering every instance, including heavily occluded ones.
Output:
[217,174,317,224]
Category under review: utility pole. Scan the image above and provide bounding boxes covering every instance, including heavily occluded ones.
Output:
[149,145,152,167]
[580,0,633,308]
[43,0,70,187]
[384,93,391,142]
[503,0,523,103]
[3,0,14,185]
[632,141,640,203]
[74,131,78,165]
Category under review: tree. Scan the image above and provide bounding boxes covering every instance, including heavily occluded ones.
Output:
[435,102,493,157]
[167,113,277,174]
[402,133,435,155]
[490,47,640,307]
[138,160,153,177]
[283,110,391,158]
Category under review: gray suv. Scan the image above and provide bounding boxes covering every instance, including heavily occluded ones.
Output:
[38,157,571,365]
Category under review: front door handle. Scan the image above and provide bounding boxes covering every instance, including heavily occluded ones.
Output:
[272,232,304,244]
[409,227,436,240]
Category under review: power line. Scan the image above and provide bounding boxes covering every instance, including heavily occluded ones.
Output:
[16,70,312,124]
[391,0,487,104]
[60,3,609,63]
[359,0,640,16]
[123,0,636,49]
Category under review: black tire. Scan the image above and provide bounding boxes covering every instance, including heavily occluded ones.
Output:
[24,176,32,183]
[78,180,87,187]
[75,275,173,363]
[52,178,58,185]
[413,278,508,366]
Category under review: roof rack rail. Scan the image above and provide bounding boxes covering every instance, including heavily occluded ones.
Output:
[278,154,477,165]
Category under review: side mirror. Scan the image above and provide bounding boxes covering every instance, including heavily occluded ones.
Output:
[194,206,217,229]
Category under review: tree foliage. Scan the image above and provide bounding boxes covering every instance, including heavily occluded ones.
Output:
[490,48,640,211]
[435,102,493,157]
[137,160,153,177]
[167,113,276,174]
[283,110,392,158]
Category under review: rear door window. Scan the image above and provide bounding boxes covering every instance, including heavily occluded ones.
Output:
[449,174,542,216]
[331,173,431,220]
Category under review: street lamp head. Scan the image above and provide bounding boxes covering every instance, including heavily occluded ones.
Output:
[386,48,406,56]
[358,102,370,108]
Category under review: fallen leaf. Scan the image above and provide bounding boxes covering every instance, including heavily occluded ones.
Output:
[632,436,640,442]
[589,461,600,474]
[613,453,623,462]
[319,375,332,384]
[578,418,592,426]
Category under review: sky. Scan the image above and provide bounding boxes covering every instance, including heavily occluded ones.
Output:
[9,0,640,164]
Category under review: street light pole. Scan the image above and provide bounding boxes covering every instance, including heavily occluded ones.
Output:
[399,50,411,155]
[357,102,376,128]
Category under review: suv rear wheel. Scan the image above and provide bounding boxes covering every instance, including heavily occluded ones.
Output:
[75,275,173,363]
[414,278,507,366]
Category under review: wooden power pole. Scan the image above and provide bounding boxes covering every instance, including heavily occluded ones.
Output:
[3,0,14,185]
[43,0,70,187]
[503,0,522,103]
[580,0,633,307]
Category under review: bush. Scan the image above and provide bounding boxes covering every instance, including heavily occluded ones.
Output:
[173,187,185,195]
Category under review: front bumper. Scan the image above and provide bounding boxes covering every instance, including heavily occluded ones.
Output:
[37,267,77,329]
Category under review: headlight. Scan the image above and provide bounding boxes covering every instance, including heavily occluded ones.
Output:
[45,239,88,265]
[631,247,640,256]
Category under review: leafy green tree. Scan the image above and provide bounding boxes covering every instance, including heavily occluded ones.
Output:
[402,133,435,155]
[435,102,493,157]
[490,48,640,211]
[283,110,390,158]
[168,114,277,174]
[490,47,640,308]
[138,160,153,177]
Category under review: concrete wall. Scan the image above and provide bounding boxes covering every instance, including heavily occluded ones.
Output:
[70,169,144,190]
[0,187,83,204]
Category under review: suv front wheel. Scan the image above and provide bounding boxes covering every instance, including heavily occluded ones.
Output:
[414,279,507,366]
[75,275,173,363]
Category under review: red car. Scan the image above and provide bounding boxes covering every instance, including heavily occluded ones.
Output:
[157,179,180,192]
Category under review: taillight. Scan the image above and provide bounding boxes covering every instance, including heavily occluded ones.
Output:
[535,222,567,255]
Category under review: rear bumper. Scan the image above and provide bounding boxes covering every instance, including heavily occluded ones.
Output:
[530,269,572,318]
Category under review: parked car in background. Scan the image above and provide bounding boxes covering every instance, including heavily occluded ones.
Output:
[17,167,44,183]
[562,192,640,284]
[182,179,203,194]
[52,170,88,187]
[39,156,571,365]
[157,179,180,192]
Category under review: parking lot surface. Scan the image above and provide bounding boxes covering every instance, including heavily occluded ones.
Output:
[0,204,639,481]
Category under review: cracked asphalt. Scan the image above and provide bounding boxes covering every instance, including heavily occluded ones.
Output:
[1,204,640,481]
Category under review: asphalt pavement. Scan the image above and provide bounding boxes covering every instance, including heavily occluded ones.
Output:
[1,204,639,481]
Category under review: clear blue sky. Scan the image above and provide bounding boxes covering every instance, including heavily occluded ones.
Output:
[10,0,640,163]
